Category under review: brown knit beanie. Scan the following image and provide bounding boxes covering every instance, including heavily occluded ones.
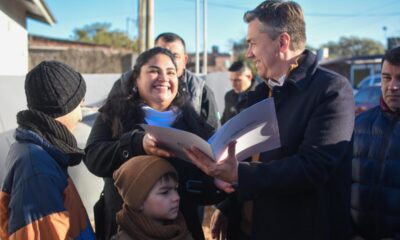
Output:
[113,155,177,210]
[25,60,86,118]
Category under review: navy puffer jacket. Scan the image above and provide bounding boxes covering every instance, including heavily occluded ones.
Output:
[352,105,400,240]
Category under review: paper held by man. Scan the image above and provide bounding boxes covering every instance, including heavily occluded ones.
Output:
[140,98,281,162]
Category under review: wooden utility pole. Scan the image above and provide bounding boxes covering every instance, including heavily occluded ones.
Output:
[146,0,154,50]
[195,0,200,75]
[138,0,154,52]
[138,0,147,53]
[203,0,207,74]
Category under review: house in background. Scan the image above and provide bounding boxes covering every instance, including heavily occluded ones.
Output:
[319,54,383,87]
[0,0,55,75]
[187,46,231,73]
[29,35,136,73]
[316,37,400,88]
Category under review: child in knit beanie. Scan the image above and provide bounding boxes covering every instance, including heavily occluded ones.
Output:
[112,155,193,240]
[0,61,94,240]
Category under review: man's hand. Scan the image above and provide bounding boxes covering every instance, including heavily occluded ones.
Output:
[214,179,235,193]
[183,141,239,184]
[210,208,228,240]
[143,133,173,158]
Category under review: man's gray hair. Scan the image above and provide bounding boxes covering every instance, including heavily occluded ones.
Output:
[244,0,306,51]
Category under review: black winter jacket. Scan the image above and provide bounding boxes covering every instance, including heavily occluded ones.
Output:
[181,70,220,129]
[352,106,400,240]
[220,81,257,125]
[84,105,224,240]
[235,50,355,240]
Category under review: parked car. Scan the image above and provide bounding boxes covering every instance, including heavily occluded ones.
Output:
[356,74,381,89]
[354,85,381,115]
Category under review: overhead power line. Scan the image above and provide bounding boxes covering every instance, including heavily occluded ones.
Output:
[306,12,400,17]
[182,0,400,17]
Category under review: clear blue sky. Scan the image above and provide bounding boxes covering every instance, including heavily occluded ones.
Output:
[28,0,400,53]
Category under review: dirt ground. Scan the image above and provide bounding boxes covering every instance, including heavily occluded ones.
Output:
[202,206,214,240]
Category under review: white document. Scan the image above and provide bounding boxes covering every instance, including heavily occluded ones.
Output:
[140,98,281,162]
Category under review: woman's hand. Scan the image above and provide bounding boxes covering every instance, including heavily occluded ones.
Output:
[143,133,173,158]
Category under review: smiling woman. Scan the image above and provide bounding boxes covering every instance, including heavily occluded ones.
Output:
[84,47,225,240]
[136,54,178,111]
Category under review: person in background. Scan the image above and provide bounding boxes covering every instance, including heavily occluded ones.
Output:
[184,1,355,239]
[212,60,257,240]
[155,32,220,128]
[84,47,224,240]
[107,32,220,130]
[220,60,257,124]
[155,33,222,226]
[0,61,94,239]
[351,46,400,240]
[112,155,193,240]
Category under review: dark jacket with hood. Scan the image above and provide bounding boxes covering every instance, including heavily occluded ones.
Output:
[224,49,354,240]
[220,80,257,125]
[352,102,400,240]
[84,100,224,240]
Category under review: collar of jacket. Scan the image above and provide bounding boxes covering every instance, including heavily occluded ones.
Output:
[284,49,319,91]
[180,69,189,83]
[246,80,258,93]
[14,128,70,168]
[380,96,400,117]
[234,80,257,97]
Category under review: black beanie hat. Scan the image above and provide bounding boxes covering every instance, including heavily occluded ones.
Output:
[25,61,86,118]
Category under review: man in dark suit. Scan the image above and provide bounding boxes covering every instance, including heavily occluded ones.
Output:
[184,1,355,239]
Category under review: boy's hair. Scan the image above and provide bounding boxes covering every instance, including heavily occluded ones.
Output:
[158,171,179,185]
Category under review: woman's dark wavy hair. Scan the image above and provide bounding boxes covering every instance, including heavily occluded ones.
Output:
[100,47,186,138]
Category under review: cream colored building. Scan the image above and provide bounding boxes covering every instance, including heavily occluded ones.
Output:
[0,0,54,75]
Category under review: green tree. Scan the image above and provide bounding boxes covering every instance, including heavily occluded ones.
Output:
[321,36,384,57]
[73,22,138,51]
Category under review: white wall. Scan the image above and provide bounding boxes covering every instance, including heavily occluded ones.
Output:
[0,0,28,75]
[205,71,231,115]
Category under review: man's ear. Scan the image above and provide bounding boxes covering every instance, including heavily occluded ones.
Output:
[183,54,189,66]
[246,72,253,81]
[279,32,290,52]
